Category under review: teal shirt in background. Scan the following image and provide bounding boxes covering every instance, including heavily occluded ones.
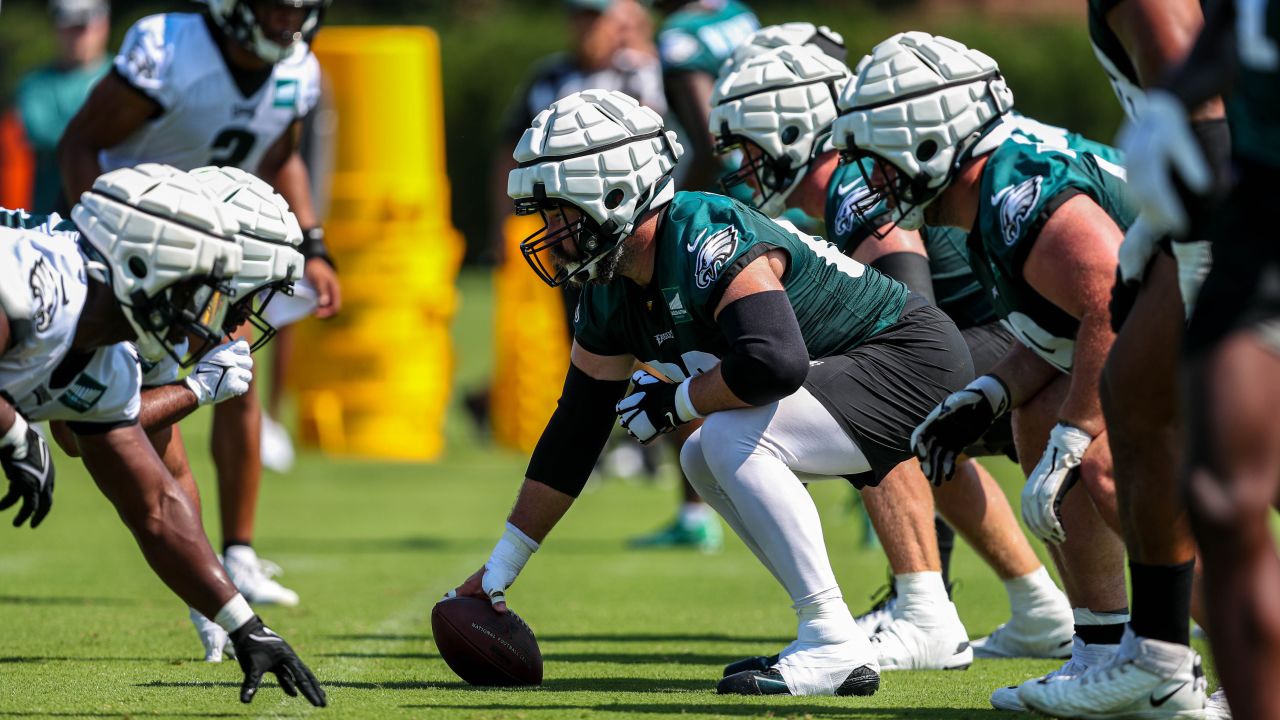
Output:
[15,58,110,213]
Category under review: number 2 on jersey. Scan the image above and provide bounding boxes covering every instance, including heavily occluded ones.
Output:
[209,128,257,168]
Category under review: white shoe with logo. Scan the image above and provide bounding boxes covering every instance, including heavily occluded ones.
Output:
[223,545,300,607]
[1205,688,1231,719]
[1019,628,1208,719]
[260,414,296,474]
[972,591,1075,659]
[990,635,1117,711]
[188,607,234,663]
[870,602,972,671]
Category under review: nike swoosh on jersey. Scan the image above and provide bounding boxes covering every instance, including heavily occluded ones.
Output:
[836,180,863,195]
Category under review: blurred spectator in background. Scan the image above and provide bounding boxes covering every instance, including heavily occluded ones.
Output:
[14,0,111,213]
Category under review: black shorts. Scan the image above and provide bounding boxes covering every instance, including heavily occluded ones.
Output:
[1185,160,1280,357]
[959,321,1018,462]
[804,296,975,488]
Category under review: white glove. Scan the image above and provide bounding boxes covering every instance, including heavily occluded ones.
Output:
[480,522,539,606]
[1116,89,1211,238]
[911,374,1010,486]
[1022,422,1092,544]
[615,370,700,444]
[1171,240,1213,319]
[1117,214,1161,285]
[184,340,253,406]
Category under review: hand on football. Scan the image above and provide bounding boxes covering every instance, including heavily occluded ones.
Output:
[1021,422,1091,544]
[911,375,1010,486]
[0,417,55,529]
[305,257,342,319]
[1116,89,1210,238]
[448,567,508,614]
[616,370,697,444]
[229,616,327,707]
[184,339,253,407]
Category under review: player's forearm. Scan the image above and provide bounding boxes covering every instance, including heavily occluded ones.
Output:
[989,341,1061,409]
[1163,0,1237,111]
[78,426,238,618]
[55,132,102,204]
[272,152,318,228]
[0,396,15,436]
[1058,311,1114,436]
[138,384,200,433]
[508,478,576,544]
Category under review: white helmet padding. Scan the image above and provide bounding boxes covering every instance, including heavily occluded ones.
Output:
[191,166,306,349]
[832,31,1014,231]
[710,44,851,217]
[72,163,244,364]
[720,22,847,77]
[508,89,683,286]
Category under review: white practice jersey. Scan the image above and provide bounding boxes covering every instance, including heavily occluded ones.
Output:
[101,13,321,174]
[0,225,141,426]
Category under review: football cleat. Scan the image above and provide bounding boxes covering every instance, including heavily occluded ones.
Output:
[989,635,1115,712]
[189,607,235,663]
[871,606,973,671]
[971,603,1074,660]
[260,414,295,474]
[224,545,300,607]
[627,513,722,553]
[854,582,897,637]
[1206,687,1231,719]
[718,665,879,697]
[722,653,778,678]
[1018,628,1207,718]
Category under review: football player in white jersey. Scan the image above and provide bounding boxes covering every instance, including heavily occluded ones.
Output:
[0,164,326,708]
[57,0,342,608]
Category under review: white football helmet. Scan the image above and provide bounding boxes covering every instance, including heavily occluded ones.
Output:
[190,166,305,349]
[508,89,683,287]
[832,32,1014,230]
[710,44,851,217]
[71,164,243,365]
[206,0,328,64]
[721,22,847,76]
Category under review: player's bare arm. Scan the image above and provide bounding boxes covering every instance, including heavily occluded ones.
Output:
[1022,194,1123,437]
[984,341,1062,410]
[665,71,716,190]
[57,71,161,201]
[261,120,341,318]
[1107,0,1225,120]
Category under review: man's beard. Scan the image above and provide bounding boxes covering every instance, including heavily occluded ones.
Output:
[554,237,630,287]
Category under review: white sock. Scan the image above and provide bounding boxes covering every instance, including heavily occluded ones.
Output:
[678,502,709,525]
[894,571,950,621]
[1074,607,1131,627]
[794,586,857,645]
[1003,566,1061,617]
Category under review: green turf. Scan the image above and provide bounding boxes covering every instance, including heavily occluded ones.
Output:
[0,270,1212,719]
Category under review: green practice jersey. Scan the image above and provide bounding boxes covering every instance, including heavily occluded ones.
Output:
[15,59,110,214]
[1228,0,1280,167]
[967,116,1136,373]
[574,191,908,382]
[825,158,994,329]
[658,0,759,77]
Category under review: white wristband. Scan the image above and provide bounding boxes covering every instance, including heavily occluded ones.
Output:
[492,521,539,566]
[674,378,702,422]
[0,413,29,450]
[183,375,210,407]
[970,374,1010,416]
[212,594,254,633]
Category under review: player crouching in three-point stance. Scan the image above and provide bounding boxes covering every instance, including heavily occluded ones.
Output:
[0,164,325,708]
[450,88,974,696]
[833,32,1174,711]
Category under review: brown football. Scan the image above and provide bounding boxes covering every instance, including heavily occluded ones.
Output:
[431,596,543,686]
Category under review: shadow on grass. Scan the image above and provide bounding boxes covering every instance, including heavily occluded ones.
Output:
[138,680,434,691]
[0,595,135,606]
[321,650,740,666]
[407,702,1006,718]
[266,536,626,556]
[326,632,790,645]
[0,657,174,664]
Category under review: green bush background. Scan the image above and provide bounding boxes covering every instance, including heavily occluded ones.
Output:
[0,1,1122,263]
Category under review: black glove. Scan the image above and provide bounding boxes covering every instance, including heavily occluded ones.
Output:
[615,370,699,444]
[0,417,55,528]
[911,375,1010,486]
[229,616,327,707]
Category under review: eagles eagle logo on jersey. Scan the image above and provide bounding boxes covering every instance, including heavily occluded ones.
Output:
[690,226,739,290]
[29,257,60,333]
[993,175,1043,247]
[834,181,875,239]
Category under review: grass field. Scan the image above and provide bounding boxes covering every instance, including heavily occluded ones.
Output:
[0,271,1215,719]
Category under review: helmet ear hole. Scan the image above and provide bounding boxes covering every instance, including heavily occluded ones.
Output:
[916,140,938,162]
[781,126,800,144]
[127,256,149,279]
[604,188,625,210]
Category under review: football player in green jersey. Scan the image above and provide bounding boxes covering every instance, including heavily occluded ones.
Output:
[708,43,1074,671]
[451,88,978,696]
[1122,1,1280,717]
[835,31,1163,711]
[1016,1,1235,718]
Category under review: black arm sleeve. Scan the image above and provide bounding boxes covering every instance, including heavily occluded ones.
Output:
[1182,118,1233,243]
[871,252,936,304]
[525,364,629,498]
[717,290,810,406]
